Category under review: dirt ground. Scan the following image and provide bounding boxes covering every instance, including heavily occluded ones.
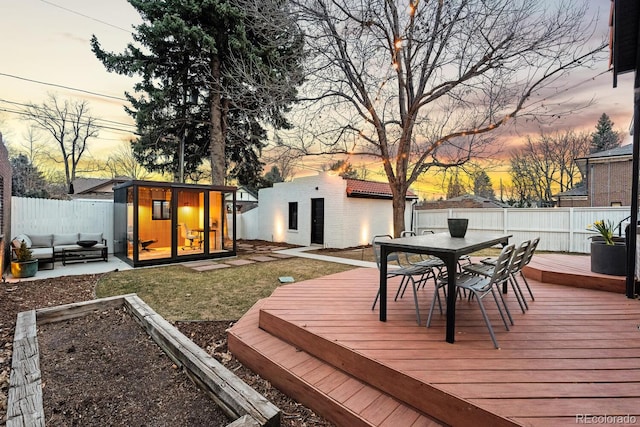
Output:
[0,273,334,426]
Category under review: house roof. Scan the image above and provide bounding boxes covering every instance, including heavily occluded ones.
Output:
[345,178,418,200]
[445,194,509,208]
[556,183,587,198]
[72,176,132,194]
[582,144,632,160]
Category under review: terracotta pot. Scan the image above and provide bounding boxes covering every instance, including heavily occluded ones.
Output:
[447,218,469,238]
[590,241,626,276]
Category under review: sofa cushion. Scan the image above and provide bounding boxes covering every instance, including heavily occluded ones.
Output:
[13,234,32,248]
[53,233,79,246]
[30,247,54,260]
[79,232,103,243]
[29,234,53,248]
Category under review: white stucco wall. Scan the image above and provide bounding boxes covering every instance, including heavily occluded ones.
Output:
[256,172,414,248]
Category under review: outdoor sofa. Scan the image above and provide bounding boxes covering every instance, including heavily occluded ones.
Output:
[11,232,108,269]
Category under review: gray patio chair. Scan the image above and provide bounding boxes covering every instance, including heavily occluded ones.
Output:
[517,237,539,301]
[371,234,432,325]
[464,240,530,315]
[427,243,515,349]
[399,230,444,292]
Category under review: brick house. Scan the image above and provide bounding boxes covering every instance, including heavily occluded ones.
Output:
[557,144,633,207]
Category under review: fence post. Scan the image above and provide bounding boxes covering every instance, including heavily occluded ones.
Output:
[503,208,508,235]
[569,208,574,253]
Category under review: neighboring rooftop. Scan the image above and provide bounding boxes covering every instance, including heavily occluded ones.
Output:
[417,194,508,209]
[345,178,418,200]
[579,144,632,160]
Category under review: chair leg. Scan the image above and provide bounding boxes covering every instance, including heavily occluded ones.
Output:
[409,277,421,325]
[519,272,535,300]
[494,285,514,326]
[475,290,501,349]
[426,285,440,327]
[372,288,380,310]
[490,288,510,330]
[395,277,408,301]
[509,274,528,312]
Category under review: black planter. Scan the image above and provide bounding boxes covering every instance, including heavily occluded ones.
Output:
[590,241,626,276]
[447,218,469,238]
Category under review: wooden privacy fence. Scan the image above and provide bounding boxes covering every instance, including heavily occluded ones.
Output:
[413,207,631,254]
[11,197,114,253]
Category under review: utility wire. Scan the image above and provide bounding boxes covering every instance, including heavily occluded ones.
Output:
[0,107,138,135]
[39,0,133,33]
[0,72,129,102]
[0,98,137,131]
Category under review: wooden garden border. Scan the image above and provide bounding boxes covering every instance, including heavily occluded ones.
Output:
[7,294,279,427]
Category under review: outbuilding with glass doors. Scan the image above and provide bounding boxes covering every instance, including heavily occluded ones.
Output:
[113,180,236,267]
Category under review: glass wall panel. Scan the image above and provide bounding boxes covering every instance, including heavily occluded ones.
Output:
[127,188,134,260]
[138,186,172,261]
[208,191,223,253]
[177,189,204,256]
[112,186,129,260]
[224,191,236,252]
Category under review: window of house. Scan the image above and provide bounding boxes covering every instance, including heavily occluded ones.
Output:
[288,202,298,230]
[152,200,171,220]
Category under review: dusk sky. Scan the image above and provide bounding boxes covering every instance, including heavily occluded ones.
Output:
[0,0,635,199]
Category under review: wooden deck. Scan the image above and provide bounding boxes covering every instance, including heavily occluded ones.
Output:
[228,255,640,426]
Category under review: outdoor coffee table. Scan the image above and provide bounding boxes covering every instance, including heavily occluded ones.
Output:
[377,232,511,344]
[61,246,108,266]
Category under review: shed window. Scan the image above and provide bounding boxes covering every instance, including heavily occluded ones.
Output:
[288,202,298,230]
[152,200,171,220]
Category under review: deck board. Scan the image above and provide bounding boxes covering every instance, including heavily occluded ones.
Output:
[229,254,640,426]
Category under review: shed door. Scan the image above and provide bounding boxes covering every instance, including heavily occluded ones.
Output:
[311,198,324,245]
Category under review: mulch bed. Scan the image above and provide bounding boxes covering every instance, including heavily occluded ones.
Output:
[0,273,334,426]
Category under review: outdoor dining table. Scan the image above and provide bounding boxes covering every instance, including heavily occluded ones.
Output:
[377,232,512,343]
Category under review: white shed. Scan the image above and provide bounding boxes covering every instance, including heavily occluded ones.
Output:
[257,172,417,248]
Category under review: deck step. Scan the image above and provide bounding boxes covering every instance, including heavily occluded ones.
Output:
[228,300,442,427]
[523,254,625,293]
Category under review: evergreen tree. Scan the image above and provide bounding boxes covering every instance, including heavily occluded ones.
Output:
[264,165,285,185]
[590,113,621,153]
[446,173,466,199]
[11,154,49,198]
[473,170,495,199]
[91,0,304,185]
[326,160,359,179]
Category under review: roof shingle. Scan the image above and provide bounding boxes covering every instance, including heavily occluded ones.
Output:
[345,178,417,200]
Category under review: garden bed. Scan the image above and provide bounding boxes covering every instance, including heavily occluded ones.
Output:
[8,295,279,427]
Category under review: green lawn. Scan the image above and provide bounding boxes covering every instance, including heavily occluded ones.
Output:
[96,258,355,321]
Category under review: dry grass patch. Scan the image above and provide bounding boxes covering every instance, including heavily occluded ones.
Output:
[96,258,355,321]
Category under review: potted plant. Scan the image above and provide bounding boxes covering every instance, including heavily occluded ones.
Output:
[588,219,626,276]
[11,240,39,278]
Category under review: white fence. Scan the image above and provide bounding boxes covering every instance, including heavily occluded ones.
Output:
[11,197,114,253]
[413,207,632,254]
[10,198,634,255]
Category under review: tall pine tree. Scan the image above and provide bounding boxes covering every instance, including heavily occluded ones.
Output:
[590,113,621,153]
[91,0,304,185]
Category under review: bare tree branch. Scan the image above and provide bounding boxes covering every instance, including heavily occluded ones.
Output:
[284,0,605,234]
